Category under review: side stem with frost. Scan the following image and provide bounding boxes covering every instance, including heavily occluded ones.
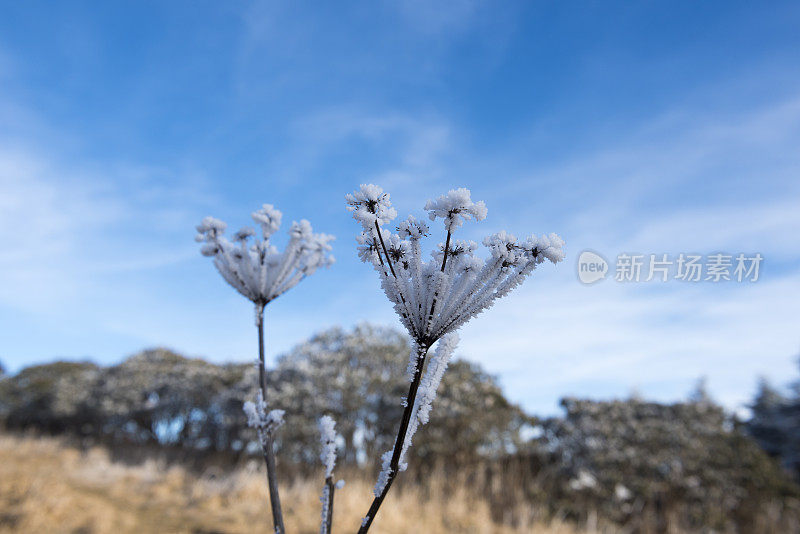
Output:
[323,476,335,534]
[358,343,429,533]
[257,304,286,534]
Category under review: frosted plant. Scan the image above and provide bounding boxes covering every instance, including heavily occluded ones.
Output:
[317,415,345,534]
[346,185,564,532]
[196,204,334,534]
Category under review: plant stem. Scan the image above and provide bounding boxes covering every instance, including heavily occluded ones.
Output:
[373,221,419,340]
[358,344,430,533]
[256,305,286,534]
[374,221,397,278]
[440,229,452,272]
[324,476,335,534]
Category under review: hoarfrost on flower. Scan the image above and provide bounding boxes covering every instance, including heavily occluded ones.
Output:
[345,184,397,229]
[252,204,283,238]
[346,185,564,347]
[424,187,487,231]
[196,204,334,309]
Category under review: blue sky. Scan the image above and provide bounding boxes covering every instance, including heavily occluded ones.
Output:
[1,1,799,415]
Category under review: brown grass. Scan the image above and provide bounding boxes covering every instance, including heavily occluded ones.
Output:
[0,434,581,534]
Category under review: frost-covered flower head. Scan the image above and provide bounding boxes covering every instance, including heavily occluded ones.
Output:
[345,184,398,229]
[346,185,564,347]
[424,187,487,232]
[196,205,334,309]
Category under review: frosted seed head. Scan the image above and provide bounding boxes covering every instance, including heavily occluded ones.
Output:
[234,226,256,242]
[425,188,487,232]
[397,215,430,239]
[346,184,397,228]
[356,231,382,265]
[198,205,334,305]
[290,219,314,240]
[433,239,478,265]
[384,233,410,266]
[196,216,227,236]
[483,231,521,265]
[251,204,283,238]
[522,233,566,264]
[301,232,336,273]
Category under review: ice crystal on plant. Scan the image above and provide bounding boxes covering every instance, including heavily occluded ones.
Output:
[243,396,285,435]
[318,415,342,534]
[373,450,394,497]
[318,415,338,478]
[395,333,459,476]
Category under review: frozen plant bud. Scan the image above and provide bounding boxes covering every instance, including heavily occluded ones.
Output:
[234,226,256,242]
[196,216,227,241]
[397,215,429,240]
[252,204,283,239]
[425,187,487,232]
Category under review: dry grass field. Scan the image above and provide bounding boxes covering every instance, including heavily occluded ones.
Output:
[0,434,582,534]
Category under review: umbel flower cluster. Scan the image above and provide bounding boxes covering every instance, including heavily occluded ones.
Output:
[347,185,564,348]
[346,184,564,531]
[195,204,334,316]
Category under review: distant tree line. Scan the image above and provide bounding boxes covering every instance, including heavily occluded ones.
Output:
[1,325,799,532]
[0,324,530,470]
[748,374,800,482]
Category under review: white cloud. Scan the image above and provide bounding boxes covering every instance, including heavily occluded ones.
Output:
[0,145,207,314]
